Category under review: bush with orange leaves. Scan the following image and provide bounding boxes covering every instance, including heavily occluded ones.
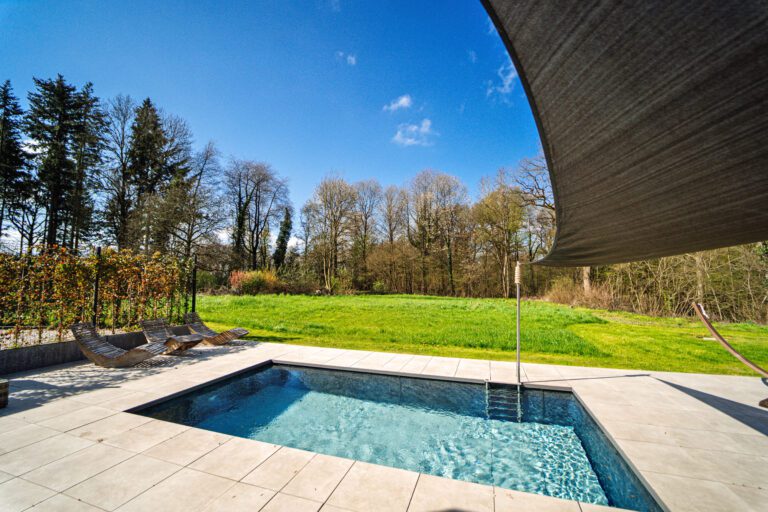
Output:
[0,247,192,344]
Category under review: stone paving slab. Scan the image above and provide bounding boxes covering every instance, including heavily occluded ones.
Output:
[0,342,766,511]
[242,447,315,491]
[65,454,182,510]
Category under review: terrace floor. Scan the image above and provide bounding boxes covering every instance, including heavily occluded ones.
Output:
[1,342,766,512]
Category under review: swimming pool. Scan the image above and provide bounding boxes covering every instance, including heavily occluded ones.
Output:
[135,364,661,511]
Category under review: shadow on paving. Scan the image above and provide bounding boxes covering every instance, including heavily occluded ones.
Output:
[1,342,259,416]
[658,379,768,436]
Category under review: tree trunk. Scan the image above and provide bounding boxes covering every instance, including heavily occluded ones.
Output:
[582,266,592,296]
[694,253,705,304]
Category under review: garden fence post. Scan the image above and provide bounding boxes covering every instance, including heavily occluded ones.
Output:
[191,254,197,312]
[92,246,101,326]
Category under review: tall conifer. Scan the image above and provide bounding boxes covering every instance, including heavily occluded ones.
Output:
[0,80,29,241]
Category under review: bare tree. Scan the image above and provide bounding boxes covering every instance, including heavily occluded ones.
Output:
[474,169,525,297]
[407,171,438,293]
[351,179,382,282]
[515,154,591,292]
[162,142,225,259]
[380,186,407,245]
[515,154,554,212]
[225,160,288,270]
[433,173,468,296]
[379,185,407,289]
[303,176,357,291]
[101,94,136,249]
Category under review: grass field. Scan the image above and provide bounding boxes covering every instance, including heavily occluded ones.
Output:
[197,294,768,376]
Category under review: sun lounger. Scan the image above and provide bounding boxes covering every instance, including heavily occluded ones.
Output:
[71,322,168,368]
[183,311,249,345]
[140,318,204,353]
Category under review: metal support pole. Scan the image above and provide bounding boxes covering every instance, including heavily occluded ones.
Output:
[515,261,522,385]
[191,254,198,312]
[92,246,101,326]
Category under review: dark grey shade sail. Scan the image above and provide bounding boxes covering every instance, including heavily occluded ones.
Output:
[483,0,768,266]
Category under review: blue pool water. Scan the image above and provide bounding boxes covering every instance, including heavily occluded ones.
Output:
[136,364,661,511]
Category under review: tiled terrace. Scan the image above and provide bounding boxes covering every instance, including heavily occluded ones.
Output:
[0,342,766,512]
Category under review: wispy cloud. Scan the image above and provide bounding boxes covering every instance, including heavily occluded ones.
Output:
[392,118,435,147]
[486,58,517,101]
[330,0,340,12]
[486,18,497,35]
[383,94,413,112]
[467,50,477,64]
[335,51,357,66]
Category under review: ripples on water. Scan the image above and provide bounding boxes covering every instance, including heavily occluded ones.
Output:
[139,365,661,510]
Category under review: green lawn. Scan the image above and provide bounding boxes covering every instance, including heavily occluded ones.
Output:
[197,294,768,376]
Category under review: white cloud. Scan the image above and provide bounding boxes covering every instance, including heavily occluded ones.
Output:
[392,118,435,147]
[486,58,517,100]
[383,94,413,112]
[335,51,357,66]
[468,50,477,64]
[486,18,497,35]
[287,236,301,249]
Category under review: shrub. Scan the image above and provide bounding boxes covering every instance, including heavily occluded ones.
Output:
[371,280,387,294]
[195,270,219,292]
[0,247,192,341]
[545,277,582,305]
[545,276,620,310]
[229,269,284,295]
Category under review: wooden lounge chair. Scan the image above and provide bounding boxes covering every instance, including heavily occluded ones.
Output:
[140,318,204,353]
[71,323,168,368]
[184,311,249,346]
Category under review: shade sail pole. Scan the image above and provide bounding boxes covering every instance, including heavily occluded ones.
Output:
[515,262,522,385]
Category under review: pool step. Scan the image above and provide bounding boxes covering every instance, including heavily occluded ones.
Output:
[486,384,522,422]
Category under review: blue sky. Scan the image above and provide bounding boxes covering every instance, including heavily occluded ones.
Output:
[0,0,541,208]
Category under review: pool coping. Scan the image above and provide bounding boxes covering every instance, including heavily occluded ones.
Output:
[1,342,766,511]
[130,358,660,510]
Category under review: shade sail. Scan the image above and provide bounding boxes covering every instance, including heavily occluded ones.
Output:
[483,0,768,266]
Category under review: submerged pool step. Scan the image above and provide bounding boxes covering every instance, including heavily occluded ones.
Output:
[486,384,522,422]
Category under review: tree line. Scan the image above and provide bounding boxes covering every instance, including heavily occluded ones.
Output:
[0,76,292,267]
[1,76,765,323]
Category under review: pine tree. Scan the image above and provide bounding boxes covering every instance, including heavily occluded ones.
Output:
[68,83,105,250]
[25,75,80,248]
[24,76,105,251]
[128,98,168,198]
[273,207,292,271]
[0,80,29,242]
[126,99,192,252]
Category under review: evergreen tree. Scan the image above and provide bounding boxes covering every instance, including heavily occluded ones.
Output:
[25,75,104,250]
[0,80,29,242]
[126,99,192,252]
[127,98,168,198]
[68,83,105,250]
[25,75,80,248]
[273,207,292,271]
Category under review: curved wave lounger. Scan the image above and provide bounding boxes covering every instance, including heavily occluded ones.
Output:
[71,323,168,368]
[693,303,768,408]
[183,312,249,346]
[140,318,204,354]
